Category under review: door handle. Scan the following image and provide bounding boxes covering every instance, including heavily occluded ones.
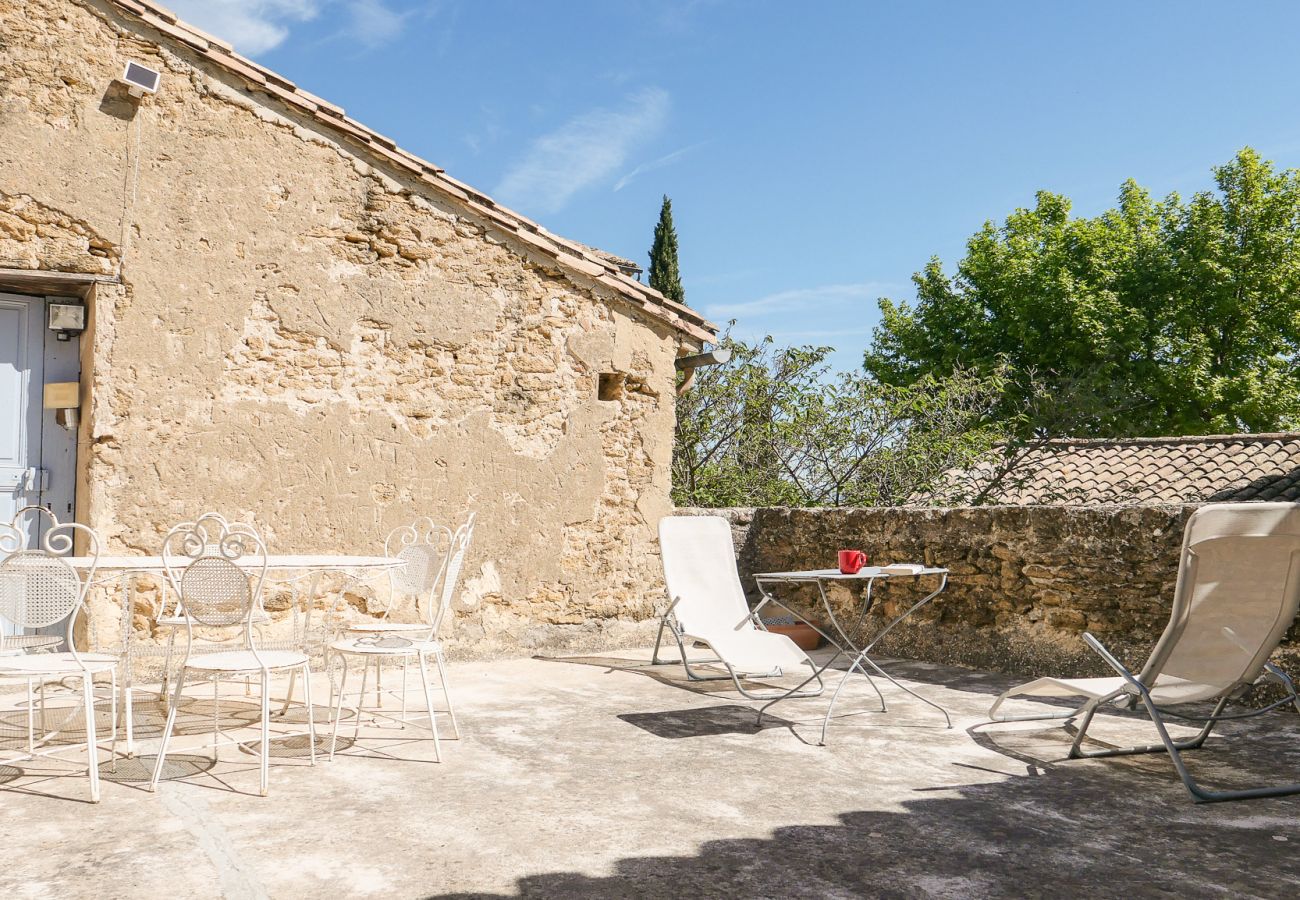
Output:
[23,468,49,492]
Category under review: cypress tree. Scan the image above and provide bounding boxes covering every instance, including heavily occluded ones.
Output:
[648,195,686,304]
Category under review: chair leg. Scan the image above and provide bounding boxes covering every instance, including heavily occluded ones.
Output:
[25,679,34,756]
[1136,692,1285,803]
[400,659,408,724]
[1069,694,1224,760]
[650,614,672,665]
[108,670,119,775]
[259,672,271,797]
[82,674,101,804]
[434,649,460,740]
[281,668,298,717]
[417,652,442,763]
[122,660,135,758]
[326,655,335,723]
[301,663,317,766]
[649,616,728,678]
[357,656,371,729]
[150,668,188,792]
[161,630,176,711]
[330,656,350,762]
[212,679,220,762]
[1068,691,1300,802]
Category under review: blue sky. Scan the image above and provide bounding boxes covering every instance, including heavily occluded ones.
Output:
[173,1,1300,371]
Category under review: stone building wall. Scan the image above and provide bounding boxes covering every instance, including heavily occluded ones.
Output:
[676,506,1300,677]
[1,0,700,656]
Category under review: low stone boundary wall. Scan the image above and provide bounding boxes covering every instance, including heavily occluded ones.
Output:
[675,505,1300,679]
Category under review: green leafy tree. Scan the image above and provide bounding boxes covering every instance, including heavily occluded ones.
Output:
[648,195,685,304]
[866,148,1300,436]
[673,330,1006,507]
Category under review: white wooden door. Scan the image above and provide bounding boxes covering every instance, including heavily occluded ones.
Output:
[0,292,80,638]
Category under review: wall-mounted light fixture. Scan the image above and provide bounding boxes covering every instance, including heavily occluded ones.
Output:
[120,61,161,98]
[47,301,86,342]
[674,348,732,396]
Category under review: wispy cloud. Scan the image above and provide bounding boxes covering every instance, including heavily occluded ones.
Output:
[347,0,411,48]
[168,0,414,55]
[168,0,321,54]
[705,282,902,320]
[493,88,670,214]
[613,141,709,192]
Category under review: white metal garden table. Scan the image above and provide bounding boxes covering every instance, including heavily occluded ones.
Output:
[63,554,403,754]
[751,566,950,744]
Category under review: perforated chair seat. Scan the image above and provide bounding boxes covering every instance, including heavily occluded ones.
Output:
[345,621,428,633]
[0,652,118,676]
[184,649,308,672]
[330,635,441,656]
[157,609,271,628]
[0,633,62,652]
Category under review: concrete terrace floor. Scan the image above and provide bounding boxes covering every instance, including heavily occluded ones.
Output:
[2,649,1300,899]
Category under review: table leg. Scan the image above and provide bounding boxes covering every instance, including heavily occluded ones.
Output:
[822,576,952,737]
[755,575,882,726]
[755,572,952,741]
[756,647,844,727]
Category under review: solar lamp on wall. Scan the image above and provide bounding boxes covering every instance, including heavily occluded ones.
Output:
[120,61,162,98]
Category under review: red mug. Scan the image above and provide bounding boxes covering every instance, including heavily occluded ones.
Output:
[838,549,868,574]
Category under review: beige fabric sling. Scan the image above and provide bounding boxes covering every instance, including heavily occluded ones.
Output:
[994,502,1300,709]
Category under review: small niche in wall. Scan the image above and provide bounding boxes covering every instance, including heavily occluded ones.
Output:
[598,372,626,401]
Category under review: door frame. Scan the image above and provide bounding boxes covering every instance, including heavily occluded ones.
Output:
[0,291,80,526]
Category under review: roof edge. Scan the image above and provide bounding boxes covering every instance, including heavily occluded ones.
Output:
[1027,433,1300,448]
[98,0,716,345]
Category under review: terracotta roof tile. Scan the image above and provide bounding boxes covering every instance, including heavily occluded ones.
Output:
[928,433,1300,506]
[100,0,716,345]
[145,1,176,22]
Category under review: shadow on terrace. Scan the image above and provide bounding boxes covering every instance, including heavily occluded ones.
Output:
[445,657,1300,900]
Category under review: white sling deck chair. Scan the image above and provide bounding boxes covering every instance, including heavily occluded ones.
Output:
[652,516,823,701]
[988,502,1300,803]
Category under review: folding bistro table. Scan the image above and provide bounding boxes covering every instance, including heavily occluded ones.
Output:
[751,565,950,744]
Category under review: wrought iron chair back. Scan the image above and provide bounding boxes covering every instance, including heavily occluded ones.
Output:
[162,515,268,644]
[434,513,475,634]
[384,517,452,621]
[0,505,100,656]
[159,512,248,616]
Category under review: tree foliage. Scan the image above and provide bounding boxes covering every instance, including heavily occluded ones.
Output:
[648,195,685,304]
[672,332,1006,507]
[866,148,1300,436]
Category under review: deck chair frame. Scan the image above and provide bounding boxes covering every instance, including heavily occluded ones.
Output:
[652,516,824,702]
[651,597,825,701]
[986,502,1300,804]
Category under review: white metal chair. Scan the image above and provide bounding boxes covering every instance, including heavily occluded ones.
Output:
[987,502,1300,803]
[328,514,474,760]
[0,506,117,802]
[350,516,455,635]
[150,515,316,796]
[155,513,271,694]
[652,515,824,701]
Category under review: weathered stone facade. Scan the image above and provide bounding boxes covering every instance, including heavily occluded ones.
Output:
[677,506,1300,678]
[2,0,710,656]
